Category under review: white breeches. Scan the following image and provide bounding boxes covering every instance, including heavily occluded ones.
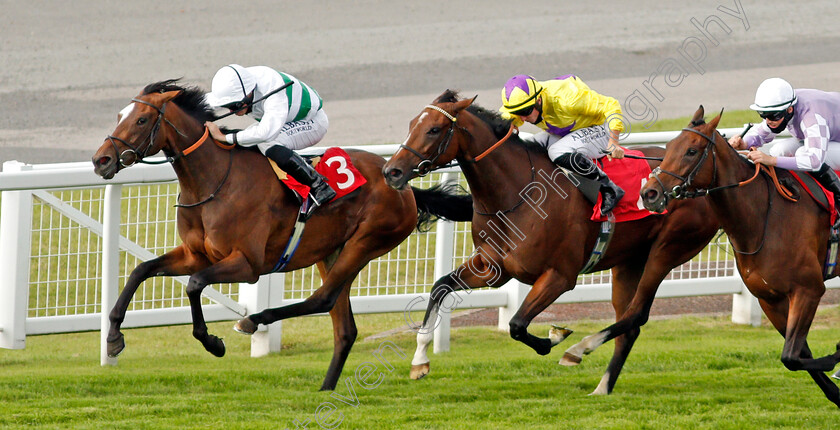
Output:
[532,123,611,162]
[255,109,329,154]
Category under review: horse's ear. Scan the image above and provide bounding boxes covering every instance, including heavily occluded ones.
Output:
[689,105,705,126]
[453,95,476,115]
[159,90,182,103]
[708,108,724,130]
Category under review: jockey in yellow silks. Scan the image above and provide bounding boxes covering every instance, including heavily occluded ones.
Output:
[500,74,626,216]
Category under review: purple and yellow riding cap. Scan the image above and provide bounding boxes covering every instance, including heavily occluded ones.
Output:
[500,75,543,115]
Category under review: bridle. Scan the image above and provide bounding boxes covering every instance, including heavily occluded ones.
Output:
[398,105,465,176]
[105,95,236,208]
[648,125,774,255]
[398,103,531,215]
[106,97,190,167]
[648,126,762,200]
[648,127,723,199]
[398,104,516,177]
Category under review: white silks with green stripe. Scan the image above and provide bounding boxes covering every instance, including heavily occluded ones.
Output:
[225,65,325,149]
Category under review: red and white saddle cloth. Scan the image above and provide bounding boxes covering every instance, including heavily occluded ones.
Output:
[268,147,367,203]
[590,148,661,223]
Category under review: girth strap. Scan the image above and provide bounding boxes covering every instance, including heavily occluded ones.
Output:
[580,213,615,274]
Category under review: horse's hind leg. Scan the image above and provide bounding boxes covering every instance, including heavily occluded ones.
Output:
[107,245,205,357]
[184,251,259,357]
[590,263,644,395]
[321,283,357,391]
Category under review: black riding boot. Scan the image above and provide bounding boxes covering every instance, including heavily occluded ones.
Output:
[814,163,840,211]
[555,152,625,217]
[265,146,337,217]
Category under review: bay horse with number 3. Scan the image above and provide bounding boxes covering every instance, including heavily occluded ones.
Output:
[382,90,720,395]
[91,80,473,391]
[637,106,840,406]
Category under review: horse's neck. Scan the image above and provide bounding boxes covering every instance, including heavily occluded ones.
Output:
[709,148,771,248]
[167,122,231,203]
[457,137,536,212]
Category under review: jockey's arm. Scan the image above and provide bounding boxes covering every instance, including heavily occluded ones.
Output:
[607,128,625,160]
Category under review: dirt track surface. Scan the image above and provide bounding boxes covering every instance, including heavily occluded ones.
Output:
[2,0,840,164]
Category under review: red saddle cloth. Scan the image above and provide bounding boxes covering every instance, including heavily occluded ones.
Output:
[789,171,837,225]
[281,147,367,202]
[591,148,660,223]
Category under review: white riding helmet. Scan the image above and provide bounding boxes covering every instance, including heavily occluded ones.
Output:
[749,78,797,112]
[205,64,256,107]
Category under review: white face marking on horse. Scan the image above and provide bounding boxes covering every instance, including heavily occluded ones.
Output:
[398,112,430,152]
[118,103,135,125]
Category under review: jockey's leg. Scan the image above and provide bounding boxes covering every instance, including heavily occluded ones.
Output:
[265,145,336,216]
[813,163,840,210]
[554,151,624,216]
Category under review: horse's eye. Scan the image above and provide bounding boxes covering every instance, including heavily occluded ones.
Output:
[428,127,441,135]
[137,117,148,126]
[686,148,698,156]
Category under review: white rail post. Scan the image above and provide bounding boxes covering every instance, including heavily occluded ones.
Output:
[0,161,33,349]
[100,184,121,365]
[731,279,761,327]
[498,280,529,331]
[241,272,284,357]
[432,173,458,353]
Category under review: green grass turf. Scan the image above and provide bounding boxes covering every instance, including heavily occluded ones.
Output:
[2,306,839,429]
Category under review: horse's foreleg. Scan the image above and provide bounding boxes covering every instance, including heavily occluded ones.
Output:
[409,268,502,380]
[590,264,644,395]
[185,251,259,357]
[107,246,203,357]
[508,269,575,356]
[779,287,838,371]
[321,284,357,391]
[758,296,840,407]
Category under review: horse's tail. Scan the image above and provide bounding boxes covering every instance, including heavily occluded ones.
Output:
[411,183,473,231]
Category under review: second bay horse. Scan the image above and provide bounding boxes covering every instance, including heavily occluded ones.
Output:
[382,90,720,394]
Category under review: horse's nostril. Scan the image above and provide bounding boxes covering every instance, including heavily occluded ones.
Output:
[389,168,402,178]
[643,189,659,203]
[97,156,111,166]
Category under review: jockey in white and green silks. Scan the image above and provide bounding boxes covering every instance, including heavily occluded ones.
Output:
[204,64,336,218]
[500,74,626,216]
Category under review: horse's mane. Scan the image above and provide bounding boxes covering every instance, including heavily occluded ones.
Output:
[142,79,218,123]
[435,90,547,156]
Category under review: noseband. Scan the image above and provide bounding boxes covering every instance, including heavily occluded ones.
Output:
[106,97,187,167]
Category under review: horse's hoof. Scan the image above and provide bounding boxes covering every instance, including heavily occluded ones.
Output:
[549,325,574,346]
[106,333,125,358]
[204,335,226,357]
[559,352,582,366]
[410,362,430,380]
[233,317,257,335]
